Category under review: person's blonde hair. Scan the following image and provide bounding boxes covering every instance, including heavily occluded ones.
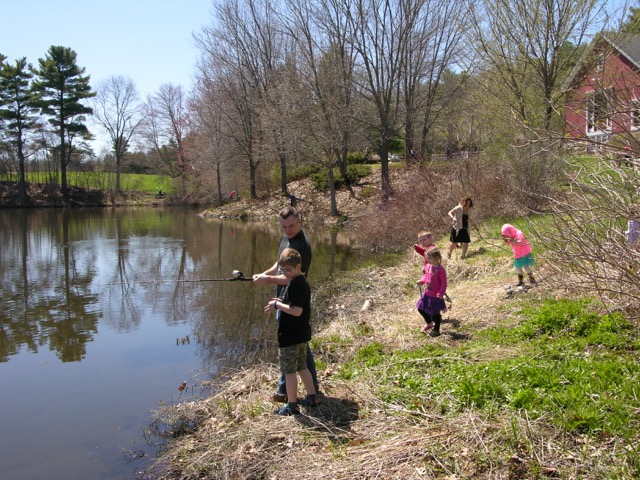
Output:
[418,230,432,238]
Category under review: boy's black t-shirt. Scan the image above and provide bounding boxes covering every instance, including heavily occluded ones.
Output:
[277,274,311,348]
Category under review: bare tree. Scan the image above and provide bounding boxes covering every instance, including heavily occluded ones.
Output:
[92,75,143,194]
[402,0,469,160]
[141,83,191,192]
[190,77,237,205]
[282,0,360,216]
[469,0,609,133]
[196,0,286,199]
[342,0,411,199]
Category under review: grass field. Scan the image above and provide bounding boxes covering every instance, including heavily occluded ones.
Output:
[1,171,171,194]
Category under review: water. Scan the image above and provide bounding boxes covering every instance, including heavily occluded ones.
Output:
[0,208,361,480]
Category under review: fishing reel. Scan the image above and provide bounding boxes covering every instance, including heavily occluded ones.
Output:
[232,270,245,278]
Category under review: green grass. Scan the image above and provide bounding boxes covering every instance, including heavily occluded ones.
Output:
[2,171,171,194]
[473,213,559,258]
[338,297,640,437]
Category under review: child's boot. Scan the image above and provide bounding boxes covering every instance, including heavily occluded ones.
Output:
[528,273,537,285]
[421,322,434,333]
[517,274,524,286]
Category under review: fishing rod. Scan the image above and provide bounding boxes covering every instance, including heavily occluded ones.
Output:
[104,270,253,286]
[175,270,253,283]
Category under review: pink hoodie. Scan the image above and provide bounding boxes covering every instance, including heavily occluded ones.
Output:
[419,264,447,298]
[501,224,532,259]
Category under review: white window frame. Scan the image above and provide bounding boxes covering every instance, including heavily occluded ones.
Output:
[586,88,612,135]
[631,99,640,131]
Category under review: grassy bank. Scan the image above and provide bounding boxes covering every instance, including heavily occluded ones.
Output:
[145,227,640,480]
[1,171,171,194]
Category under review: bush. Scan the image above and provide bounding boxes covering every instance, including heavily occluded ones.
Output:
[347,151,366,164]
[310,165,372,191]
[532,150,640,316]
[354,158,518,252]
[287,164,323,182]
[502,145,561,212]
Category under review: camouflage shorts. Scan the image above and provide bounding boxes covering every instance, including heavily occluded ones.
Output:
[279,342,308,375]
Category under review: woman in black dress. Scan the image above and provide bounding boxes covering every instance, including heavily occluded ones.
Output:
[447,196,473,259]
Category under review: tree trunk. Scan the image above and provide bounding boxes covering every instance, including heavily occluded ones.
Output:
[278,148,288,194]
[17,136,27,206]
[327,166,339,217]
[60,134,69,204]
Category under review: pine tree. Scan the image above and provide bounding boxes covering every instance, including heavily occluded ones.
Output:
[32,46,95,201]
[0,57,39,205]
[621,6,640,34]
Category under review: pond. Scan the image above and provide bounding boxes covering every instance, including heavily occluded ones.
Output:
[0,207,364,480]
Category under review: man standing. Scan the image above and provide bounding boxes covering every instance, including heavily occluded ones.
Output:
[253,206,319,402]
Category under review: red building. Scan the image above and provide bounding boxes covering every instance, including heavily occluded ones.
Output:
[564,32,640,149]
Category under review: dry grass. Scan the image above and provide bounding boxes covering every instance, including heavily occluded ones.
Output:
[146,351,627,480]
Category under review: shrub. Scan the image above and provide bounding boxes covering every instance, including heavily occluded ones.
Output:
[354,158,518,252]
[287,164,323,182]
[310,165,372,191]
[347,151,366,164]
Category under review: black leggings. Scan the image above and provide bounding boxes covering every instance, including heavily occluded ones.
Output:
[418,311,442,331]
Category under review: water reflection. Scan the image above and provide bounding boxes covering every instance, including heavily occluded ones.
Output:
[1,209,355,365]
[0,208,361,480]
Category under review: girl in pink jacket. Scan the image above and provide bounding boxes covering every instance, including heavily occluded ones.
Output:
[416,248,447,336]
[501,224,536,286]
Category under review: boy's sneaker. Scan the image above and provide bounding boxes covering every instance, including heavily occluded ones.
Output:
[273,391,287,403]
[299,395,321,408]
[274,404,300,416]
[429,330,441,337]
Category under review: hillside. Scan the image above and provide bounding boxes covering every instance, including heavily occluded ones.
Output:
[201,166,396,225]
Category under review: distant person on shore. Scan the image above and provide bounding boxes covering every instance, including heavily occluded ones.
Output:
[289,193,297,207]
[229,190,236,202]
[416,248,447,337]
[447,196,474,259]
[264,248,318,415]
[252,206,319,402]
[501,224,536,286]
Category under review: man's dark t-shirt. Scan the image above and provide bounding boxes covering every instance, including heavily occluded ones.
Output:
[277,274,311,348]
[276,229,312,297]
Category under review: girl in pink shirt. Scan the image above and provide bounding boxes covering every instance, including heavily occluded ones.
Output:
[501,224,536,286]
[416,248,447,336]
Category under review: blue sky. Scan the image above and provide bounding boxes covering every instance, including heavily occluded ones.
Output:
[2,0,631,99]
[1,0,212,98]
[0,0,633,153]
